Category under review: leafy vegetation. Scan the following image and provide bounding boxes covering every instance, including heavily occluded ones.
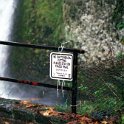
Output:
[11,0,64,80]
[13,0,64,45]
[11,1,124,122]
[112,0,124,27]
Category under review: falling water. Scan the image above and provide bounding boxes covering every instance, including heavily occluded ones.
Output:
[0,0,65,106]
[0,0,17,98]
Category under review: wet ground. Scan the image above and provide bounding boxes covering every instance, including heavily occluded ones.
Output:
[0,97,122,124]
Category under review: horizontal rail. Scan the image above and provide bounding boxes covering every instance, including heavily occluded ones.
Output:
[0,41,85,54]
[0,77,72,91]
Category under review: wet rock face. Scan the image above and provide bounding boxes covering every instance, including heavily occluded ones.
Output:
[64,0,124,66]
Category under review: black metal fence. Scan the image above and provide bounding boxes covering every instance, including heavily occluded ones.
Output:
[0,40,85,113]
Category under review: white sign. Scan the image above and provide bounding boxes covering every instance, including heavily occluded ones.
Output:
[50,52,73,81]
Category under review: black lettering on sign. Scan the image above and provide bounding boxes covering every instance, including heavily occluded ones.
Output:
[50,52,73,81]
[63,65,68,69]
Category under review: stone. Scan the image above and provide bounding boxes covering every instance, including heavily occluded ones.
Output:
[64,0,124,66]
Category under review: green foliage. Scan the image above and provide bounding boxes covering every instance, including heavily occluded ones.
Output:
[78,85,88,91]
[78,84,123,115]
[95,98,123,112]
[55,100,70,112]
[12,0,124,118]
[76,49,124,116]
[112,0,124,29]
[78,101,94,115]
[12,0,64,80]
[116,22,124,30]
[122,114,124,124]
[116,52,124,60]
[14,0,64,45]
[77,98,123,116]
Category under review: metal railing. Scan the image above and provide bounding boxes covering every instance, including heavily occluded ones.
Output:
[0,40,85,113]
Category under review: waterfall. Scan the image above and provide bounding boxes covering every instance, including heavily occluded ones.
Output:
[0,0,17,98]
[0,0,65,105]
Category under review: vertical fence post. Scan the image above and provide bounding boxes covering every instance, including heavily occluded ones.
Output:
[72,52,78,113]
[0,41,85,114]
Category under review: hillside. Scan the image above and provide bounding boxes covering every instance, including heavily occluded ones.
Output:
[10,1,124,123]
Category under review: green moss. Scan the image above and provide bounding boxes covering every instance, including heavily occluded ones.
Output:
[14,0,64,45]
[11,0,64,80]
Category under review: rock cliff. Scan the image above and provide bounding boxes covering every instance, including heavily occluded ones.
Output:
[64,0,124,66]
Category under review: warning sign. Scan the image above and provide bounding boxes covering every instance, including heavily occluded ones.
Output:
[50,52,73,81]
